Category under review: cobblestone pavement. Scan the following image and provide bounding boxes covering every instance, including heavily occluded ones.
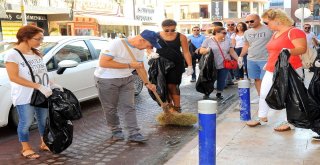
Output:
[0,73,241,165]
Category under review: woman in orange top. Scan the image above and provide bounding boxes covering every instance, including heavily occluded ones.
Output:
[246,9,307,131]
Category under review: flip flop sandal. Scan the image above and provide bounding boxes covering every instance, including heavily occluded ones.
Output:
[39,144,50,152]
[274,121,295,132]
[21,149,40,159]
[246,117,268,127]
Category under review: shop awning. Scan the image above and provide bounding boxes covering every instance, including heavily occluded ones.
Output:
[81,14,142,26]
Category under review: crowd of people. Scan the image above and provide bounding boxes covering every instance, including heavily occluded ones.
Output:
[4,8,320,160]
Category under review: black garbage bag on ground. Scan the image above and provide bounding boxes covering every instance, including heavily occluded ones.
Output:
[148,57,175,105]
[50,88,82,120]
[195,50,217,95]
[285,65,312,128]
[265,50,290,110]
[308,54,320,134]
[43,96,73,154]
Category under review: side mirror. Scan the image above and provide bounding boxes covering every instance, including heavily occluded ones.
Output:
[57,60,79,75]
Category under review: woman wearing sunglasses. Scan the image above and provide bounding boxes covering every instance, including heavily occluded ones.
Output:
[246,9,307,132]
[199,26,239,100]
[155,19,193,113]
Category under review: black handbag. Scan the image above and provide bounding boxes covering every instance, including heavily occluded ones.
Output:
[14,48,49,108]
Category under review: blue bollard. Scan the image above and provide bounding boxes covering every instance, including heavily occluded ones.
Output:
[198,100,217,165]
[238,80,251,121]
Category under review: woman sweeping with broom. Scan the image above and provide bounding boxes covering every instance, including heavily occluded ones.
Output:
[147,19,197,126]
[151,19,194,112]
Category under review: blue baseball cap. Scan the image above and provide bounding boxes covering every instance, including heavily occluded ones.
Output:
[140,30,162,49]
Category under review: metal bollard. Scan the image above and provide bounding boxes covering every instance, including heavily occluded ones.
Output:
[198,100,217,165]
[238,80,251,121]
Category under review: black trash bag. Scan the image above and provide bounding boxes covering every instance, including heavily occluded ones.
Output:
[43,97,73,154]
[286,65,312,129]
[196,50,217,95]
[50,88,82,120]
[148,57,175,105]
[265,49,290,110]
[308,55,320,134]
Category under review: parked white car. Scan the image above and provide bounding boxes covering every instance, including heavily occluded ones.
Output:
[0,36,144,128]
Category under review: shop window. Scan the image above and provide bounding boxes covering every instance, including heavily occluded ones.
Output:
[241,2,250,18]
[229,2,238,18]
[253,2,259,14]
[200,5,209,18]
[180,5,188,19]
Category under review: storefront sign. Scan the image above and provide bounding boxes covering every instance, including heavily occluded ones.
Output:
[211,0,223,20]
[135,7,155,22]
[1,13,47,21]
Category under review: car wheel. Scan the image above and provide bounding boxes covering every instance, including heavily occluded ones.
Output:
[9,106,38,130]
[134,74,143,96]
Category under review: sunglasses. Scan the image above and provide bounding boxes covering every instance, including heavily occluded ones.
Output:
[193,29,200,31]
[164,29,176,32]
[245,20,255,24]
[227,24,235,26]
[219,32,227,35]
[263,22,268,25]
[304,27,311,29]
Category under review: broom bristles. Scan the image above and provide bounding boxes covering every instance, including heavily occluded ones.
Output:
[156,112,197,126]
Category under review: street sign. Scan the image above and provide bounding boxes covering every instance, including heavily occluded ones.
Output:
[294,7,311,19]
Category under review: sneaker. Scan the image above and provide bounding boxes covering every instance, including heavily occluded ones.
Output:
[312,136,320,141]
[216,93,224,100]
[203,94,210,100]
[111,131,124,141]
[250,97,260,104]
[128,133,148,143]
[190,78,196,82]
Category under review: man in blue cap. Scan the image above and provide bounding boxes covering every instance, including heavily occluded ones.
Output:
[94,30,158,143]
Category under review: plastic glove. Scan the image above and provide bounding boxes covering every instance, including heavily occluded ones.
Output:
[147,52,159,60]
[238,56,243,68]
[50,83,64,92]
[38,85,52,98]
[315,60,320,68]
[186,66,194,76]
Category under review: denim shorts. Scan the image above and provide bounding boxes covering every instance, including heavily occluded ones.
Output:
[247,60,267,79]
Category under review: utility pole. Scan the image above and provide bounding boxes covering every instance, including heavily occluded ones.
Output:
[21,0,27,25]
[298,0,310,29]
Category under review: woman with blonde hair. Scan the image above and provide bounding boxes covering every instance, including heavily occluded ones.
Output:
[199,26,239,100]
[246,9,307,132]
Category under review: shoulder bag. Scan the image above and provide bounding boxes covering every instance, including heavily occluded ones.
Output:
[213,38,238,70]
[14,48,49,108]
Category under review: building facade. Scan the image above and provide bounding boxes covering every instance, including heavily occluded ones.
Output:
[0,0,70,40]
[164,0,268,34]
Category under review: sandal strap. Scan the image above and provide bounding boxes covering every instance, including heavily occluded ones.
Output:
[276,121,295,129]
[253,117,268,125]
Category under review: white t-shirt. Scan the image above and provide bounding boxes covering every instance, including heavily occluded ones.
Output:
[202,37,232,69]
[94,39,144,79]
[4,49,49,106]
[231,33,245,48]
[306,32,316,48]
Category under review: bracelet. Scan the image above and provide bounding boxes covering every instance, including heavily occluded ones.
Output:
[144,82,149,86]
[128,63,131,68]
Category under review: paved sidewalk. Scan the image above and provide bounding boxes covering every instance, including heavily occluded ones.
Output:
[166,84,320,165]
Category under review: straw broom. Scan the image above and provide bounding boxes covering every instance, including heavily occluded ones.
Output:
[121,40,197,126]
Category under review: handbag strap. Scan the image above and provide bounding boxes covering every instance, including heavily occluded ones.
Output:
[14,48,36,82]
[212,37,226,60]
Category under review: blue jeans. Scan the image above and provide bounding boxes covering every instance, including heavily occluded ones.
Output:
[16,104,48,142]
[217,68,229,92]
[234,47,248,79]
[247,60,267,80]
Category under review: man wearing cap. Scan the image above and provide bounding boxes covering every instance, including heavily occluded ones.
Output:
[94,30,158,143]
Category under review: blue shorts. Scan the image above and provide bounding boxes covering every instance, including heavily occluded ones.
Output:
[247,60,267,80]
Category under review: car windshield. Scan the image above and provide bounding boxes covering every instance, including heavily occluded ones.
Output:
[0,42,57,68]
